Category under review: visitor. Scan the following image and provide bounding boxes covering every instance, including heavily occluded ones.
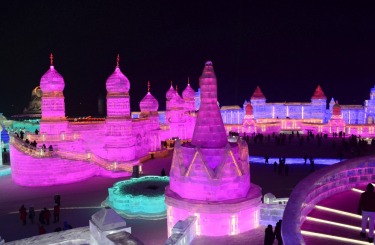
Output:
[310,159,315,172]
[39,209,45,225]
[48,145,53,152]
[19,205,27,225]
[20,131,24,140]
[35,129,39,135]
[274,220,283,245]
[54,194,61,206]
[264,155,269,164]
[284,164,289,176]
[358,183,375,243]
[161,168,166,176]
[43,207,51,225]
[53,204,60,223]
[278,163,283,176]
[264,224,274,245]
[273,161,277,173]
[42,144,46,152]
[28,206,35,224]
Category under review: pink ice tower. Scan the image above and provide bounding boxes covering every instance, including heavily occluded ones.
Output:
[139,81,162,152]
[104,54,136,161]
[39,53,68,134]
[165,61,262,237]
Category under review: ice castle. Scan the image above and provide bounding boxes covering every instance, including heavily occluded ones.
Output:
[9,54,196,186]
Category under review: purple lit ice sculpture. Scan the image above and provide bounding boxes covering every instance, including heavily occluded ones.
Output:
[165,61,262,237]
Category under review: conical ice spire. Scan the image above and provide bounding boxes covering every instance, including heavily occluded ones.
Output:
[191,61,227,148]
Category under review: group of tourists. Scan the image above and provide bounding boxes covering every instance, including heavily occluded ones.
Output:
[264,220,283,245]
[18,194,69,235]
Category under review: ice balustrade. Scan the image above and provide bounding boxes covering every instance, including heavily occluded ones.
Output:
[10,135,133,173]
[281,156,375,244]
[26,132,81,142]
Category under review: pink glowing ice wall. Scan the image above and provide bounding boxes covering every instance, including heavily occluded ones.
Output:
[39,54,68,134]
[165,61,262,237]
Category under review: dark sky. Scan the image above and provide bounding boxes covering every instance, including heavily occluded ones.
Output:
[1,1,375,117]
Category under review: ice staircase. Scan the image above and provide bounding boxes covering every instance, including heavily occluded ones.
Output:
[301,185,373,245]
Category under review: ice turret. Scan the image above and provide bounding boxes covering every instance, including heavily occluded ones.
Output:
[251,86,266,100]
[191,61,227,148]
[311,85,326,100]
[106,55,130,94]
[140,81,159,113]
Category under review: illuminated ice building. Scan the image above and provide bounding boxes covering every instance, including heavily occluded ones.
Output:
[221,85,375,136]
[165,61,262,237]
[9,55,196,186]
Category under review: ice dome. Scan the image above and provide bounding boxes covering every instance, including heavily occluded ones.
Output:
[40,66,65,93]
[182,83,195,99]
[170,90,184,107]
[140,82,159,112]
[166,83,176,100]
[106,66,130,94]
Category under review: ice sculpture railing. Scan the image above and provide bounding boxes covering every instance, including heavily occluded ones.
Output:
[10,136,55,158]
[281,155,375,245]
[26,132,81,142]
[10,135,133,173]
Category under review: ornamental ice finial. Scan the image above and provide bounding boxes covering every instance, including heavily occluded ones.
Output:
[188,77,190,85]
[176,85,178,93]
[116,54,120,67]
[147,81,150,92]
[170,80,173,87]
[50,53,54,66]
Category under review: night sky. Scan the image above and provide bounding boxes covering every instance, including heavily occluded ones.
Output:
[1,1,375,117]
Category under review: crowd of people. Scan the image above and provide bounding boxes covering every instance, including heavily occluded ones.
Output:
[18,194,71,235]
[14,130,53,153]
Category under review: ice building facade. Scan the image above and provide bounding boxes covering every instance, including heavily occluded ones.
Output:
[165,61,262,237]
[221,85,375,137]
[9,55,196,186]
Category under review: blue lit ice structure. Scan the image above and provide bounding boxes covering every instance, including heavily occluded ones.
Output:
[107,176,169,220]
[0,166,11,177]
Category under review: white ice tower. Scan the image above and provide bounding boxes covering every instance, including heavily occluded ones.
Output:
[165,61,262,237]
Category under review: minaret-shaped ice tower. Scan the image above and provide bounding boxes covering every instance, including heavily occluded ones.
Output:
[39,53,68,135]
[165,61,262,237]
[191,61,227,148]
